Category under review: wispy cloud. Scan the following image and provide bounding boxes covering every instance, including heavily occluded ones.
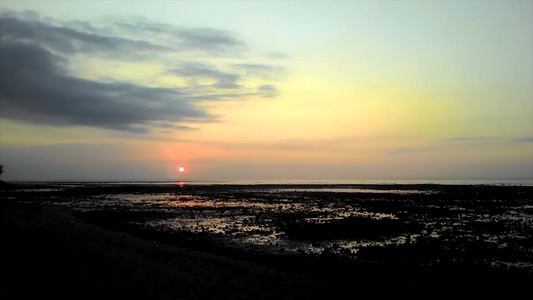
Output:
[515,136,533,143]
[387,147,426,155]
[0,15,172,60]
[233,63,286,80]
[167,62,241,90]
[443,136,495,142]
[266,52,289,59]
[111,19,246,56]
[0,12,247,59]
[257,85,279,98]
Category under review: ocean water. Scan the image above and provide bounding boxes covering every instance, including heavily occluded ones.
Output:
[11,178,533,187]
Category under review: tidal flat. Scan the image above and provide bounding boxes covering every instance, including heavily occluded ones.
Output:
[2,182,532,298]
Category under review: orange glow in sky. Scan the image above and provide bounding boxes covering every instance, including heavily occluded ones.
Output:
[0,1,531,182]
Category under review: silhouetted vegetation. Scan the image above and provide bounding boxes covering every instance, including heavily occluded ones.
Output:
[0,164,11,191]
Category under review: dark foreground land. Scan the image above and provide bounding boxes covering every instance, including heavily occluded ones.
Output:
[1,183,532,299]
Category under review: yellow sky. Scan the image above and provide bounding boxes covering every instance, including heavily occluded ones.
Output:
[0,1,531,181]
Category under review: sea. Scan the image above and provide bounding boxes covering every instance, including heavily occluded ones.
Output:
[9,178,533,187]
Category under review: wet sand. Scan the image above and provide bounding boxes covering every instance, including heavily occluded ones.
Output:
[1,184,532,299]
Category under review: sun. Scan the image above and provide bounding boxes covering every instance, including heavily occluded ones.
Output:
[178,166,185,173]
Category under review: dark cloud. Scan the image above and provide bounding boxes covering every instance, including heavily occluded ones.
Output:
[0,15,172,59]
[0,12,285,133]
[153,122,195,130]
[0,41,210,133]
[515,136,533,143]
[0,13,246,59]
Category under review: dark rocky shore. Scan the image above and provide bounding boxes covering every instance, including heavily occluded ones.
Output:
[1,183,532,299]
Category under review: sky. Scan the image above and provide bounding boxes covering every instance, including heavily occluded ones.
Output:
[0,0,531,182]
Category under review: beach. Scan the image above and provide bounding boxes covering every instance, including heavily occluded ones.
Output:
[2,2,532,299]
[2,201,330,300]
[1,183,532,299]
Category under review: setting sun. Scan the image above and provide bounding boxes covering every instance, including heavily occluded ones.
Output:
[0,1,531,297]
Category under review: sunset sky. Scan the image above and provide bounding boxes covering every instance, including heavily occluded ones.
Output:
[0,1,531,181]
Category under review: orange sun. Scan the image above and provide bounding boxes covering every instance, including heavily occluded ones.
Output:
[178,166,185,173]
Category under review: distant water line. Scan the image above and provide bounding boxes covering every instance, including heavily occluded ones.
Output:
[10,178,533,187]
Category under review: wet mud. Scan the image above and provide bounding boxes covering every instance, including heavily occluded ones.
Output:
[4,182,532,295]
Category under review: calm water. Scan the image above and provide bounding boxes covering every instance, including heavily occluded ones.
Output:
[10,178,533,187]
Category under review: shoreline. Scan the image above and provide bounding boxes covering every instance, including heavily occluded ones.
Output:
[2,184,532,298]
[1,200,331,300]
